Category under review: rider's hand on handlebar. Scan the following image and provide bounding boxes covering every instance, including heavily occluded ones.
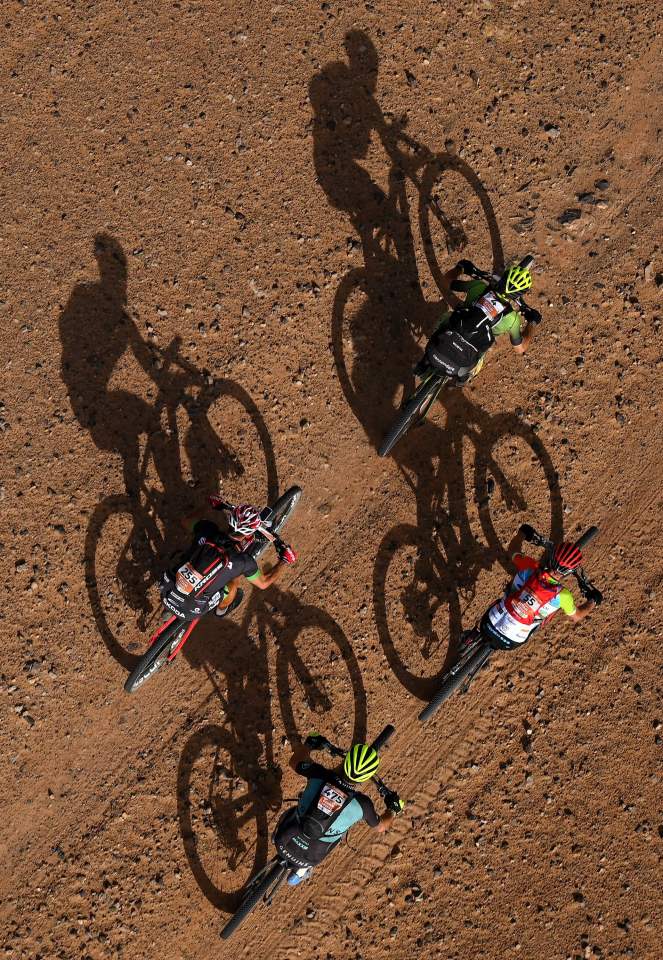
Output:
[455,258,475,275]
[305,733,329,751]
[522,305,542,325]
[586,587,603,606]
[384,790,405,813]
[208,494,226,511]
[277,542,297,565]
[519,523,536,541]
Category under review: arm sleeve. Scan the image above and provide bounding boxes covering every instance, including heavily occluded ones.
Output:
[505,311,523,345]
[513,554,538,572]
[357,794,380,827]
[558,588,577,615]
[240,554,260,580]
[295,760,328,778]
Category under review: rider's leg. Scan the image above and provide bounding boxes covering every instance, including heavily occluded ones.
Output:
[215,579,244,618]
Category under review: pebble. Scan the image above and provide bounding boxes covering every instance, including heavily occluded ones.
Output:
[558,209,582,224]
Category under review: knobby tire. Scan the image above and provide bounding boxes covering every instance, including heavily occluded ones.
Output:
[418,644,491,722]
[220,861,286,940]
[124,620,183,694]
[378,376,444,457]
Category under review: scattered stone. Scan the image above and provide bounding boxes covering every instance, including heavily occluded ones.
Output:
[595,179,609,190]
[543,123,560,138]
[643,261,654,283]
[558,209,582,224]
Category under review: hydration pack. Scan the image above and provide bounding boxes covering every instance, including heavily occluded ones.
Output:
[160,535,231,620]
[504,569,562,625]
[426,291,509,380]
[298,781,352,841]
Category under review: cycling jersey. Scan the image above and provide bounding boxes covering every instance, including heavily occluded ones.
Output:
[444,278,523,345]
[160,519,260,620]
[273,760,378,868]
[485,555,576,648]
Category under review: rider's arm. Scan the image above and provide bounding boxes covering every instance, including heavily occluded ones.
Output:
[375,810,395,833]
[512,323,534,355]
[569,601,595,622]
[249,556,292,590]
[288,743,313,772]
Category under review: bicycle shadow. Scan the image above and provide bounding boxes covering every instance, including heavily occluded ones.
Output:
[176,585,368,911]
[60,234,279,670]
[311,30,505,451]
[373,390,564,700]
[311,33,564,699]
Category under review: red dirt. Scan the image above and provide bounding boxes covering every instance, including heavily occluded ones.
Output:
[1,2,661,959]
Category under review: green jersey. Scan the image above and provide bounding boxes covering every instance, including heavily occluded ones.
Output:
[440,279,523,346]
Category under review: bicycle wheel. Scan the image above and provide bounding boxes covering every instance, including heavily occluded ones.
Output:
[220,860,286,940]
[250,486,302,560]
[378,374,445,457]
[418,644,491,722]
[123,618,186,693]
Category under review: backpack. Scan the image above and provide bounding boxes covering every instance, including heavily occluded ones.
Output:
[504,568,562,626]
[160,534,231,620]
[426,291,509,379]
[298,780,354,841]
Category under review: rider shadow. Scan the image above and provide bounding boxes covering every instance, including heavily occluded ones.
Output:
[311,30,505,452]
[372,389,564,701]
[60,234,279,670]
[177,587,368,911]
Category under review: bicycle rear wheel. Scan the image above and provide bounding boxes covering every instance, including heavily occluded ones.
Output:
[124,618,186,693]
[220,860,287,940]
[250,486,302,560]
[418,643,491,722]
[378,375,445,457]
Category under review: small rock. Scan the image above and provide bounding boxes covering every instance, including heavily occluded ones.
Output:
[544,123,560,138]
[595,179,609,190]
[558,209,582,224]
[643,261,654,283]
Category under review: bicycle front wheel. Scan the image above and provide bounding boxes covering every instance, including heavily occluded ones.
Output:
[250,486,302,560]
[378,375,445,457]
[220,860,287,940]
[418,643,491,722]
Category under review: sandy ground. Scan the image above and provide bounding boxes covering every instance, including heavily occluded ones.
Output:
[1,1,662,958]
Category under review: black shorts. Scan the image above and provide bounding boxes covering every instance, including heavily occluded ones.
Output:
[479,611,540,651]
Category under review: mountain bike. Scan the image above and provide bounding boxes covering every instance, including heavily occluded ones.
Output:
[220,723,401,940]
[123,486,301,693]
[418,524,604,722]
[378,255,539,457]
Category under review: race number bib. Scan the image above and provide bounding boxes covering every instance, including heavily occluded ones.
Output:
[317,784,347,816]
[176,563,203,595]
[476,291,504,323]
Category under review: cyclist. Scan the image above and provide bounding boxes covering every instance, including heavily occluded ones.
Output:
[272,735,403,887]
[159,496,297,622]
[463,534,602,651]
[419,258,542,383]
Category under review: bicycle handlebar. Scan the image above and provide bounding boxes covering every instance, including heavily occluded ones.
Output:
[519,523,603,601]
[311,725,403,808]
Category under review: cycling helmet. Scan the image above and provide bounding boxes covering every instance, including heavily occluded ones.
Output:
[227,504,263,537]
[549,541,583,576]
[344,744,380,783]
[500,263,532,296]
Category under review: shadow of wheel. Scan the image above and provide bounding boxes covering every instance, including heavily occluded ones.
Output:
[177,724,272,912]
[274,602,369,746]
[474,417,564,566]
[418,152,505,293]
[373,522,461,701]
[85,494,159,671]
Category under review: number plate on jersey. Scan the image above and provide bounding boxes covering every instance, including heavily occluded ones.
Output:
[176,563,203,595]
[317,784,347,815]
[476,291,503,321]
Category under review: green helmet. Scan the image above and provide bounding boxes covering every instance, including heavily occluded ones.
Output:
[501,263,532,296]
[344,744,380,782]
